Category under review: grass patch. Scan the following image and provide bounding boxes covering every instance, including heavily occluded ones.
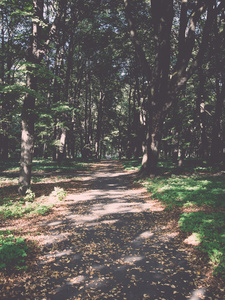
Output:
[0,230,29,271]
[0,160,19,172]
[0,186,67,219]
[124,158,225,276]
[0,158,85,218]
[0,200,52,219]
[122,159,142,171]
[31,158,89,173]
[0,158,89,174]
[145,175,225,208]
[179,212,225,275]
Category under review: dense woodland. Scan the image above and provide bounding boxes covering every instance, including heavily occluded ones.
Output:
[0,0,225,194]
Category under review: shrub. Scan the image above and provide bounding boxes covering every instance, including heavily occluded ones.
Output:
[24,188,35,202]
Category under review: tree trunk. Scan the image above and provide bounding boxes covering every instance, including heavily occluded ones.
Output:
[210,6,225,164]
[140,0,173,176]
[95,91,105,160]
[196,66,208,160]
[0,9,9,160]
[57,128,67,165]
[133,70,143,159]
[19,0,44,195]
[19,90,35,195]
[124,0,173,176]
[126,87,132,159]
[140,109,163,176]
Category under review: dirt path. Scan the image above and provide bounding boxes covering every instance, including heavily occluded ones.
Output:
[1,161,218,299]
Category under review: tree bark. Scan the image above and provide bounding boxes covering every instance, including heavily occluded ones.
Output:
[196,67,208,160]
[210,3,225,164]
[0,9,10,160]
[19,0,44,195]
[95,91,105,160]
[140,0,173,176]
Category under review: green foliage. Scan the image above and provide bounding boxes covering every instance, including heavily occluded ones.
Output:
[0,232,28,270]
[0,199,52,219]
[29,204,52,216]
[24,188,35,202]
[50,187,67,201]
[179,212,225,275]
[122,159,142,170]
[0,201,34,218]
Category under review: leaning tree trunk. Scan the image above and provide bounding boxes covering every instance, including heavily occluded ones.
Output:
[19,0,43,195]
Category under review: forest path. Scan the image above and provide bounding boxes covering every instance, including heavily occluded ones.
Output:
[6,160,215,299]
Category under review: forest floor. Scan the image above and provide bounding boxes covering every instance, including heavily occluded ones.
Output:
[0,160,225,299]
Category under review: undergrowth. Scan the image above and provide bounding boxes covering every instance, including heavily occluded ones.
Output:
[0,186,67,219]
[0,158,85,272]
[0,230,29,271]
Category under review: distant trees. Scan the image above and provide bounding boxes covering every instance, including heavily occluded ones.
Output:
[0,0,225,191]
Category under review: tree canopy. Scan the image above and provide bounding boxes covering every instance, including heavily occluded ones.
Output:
[0,0,225,192]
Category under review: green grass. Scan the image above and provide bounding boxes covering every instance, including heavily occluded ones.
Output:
[122,159,142,170]
[0,160,20,172]
[32,158,89,172]
[179,212,225,275]
[0,230,29,271]
[0,199,53,219]
[0,158,89,173]
[145,175,225,208]
[0,158,83,272]
[0,185,67,219]
[124,158,225,276]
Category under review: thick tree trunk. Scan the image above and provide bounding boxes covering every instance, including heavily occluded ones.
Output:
[140,108,163,176]
[140,0,173,176]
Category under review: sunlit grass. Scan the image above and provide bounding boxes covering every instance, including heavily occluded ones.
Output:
[179,212,225,275]
[0,198,54,219]
[0,158,89,173]
[145,175,225,208]
[124,159,225,276]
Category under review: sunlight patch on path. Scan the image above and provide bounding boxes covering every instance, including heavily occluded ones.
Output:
[189,288,206,299]
[64,200,163,226]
